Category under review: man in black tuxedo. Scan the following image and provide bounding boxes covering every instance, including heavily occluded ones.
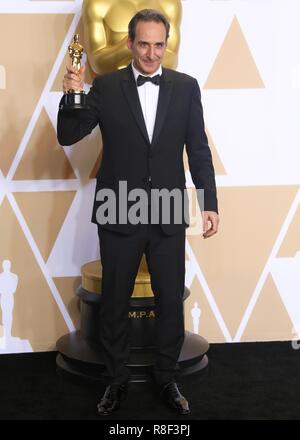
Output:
[57,9,219,416]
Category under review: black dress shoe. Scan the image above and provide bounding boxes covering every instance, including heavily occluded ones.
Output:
[97,383,128,416]
[160,382,190,415]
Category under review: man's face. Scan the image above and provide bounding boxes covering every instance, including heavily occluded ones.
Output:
[127,20,167,75]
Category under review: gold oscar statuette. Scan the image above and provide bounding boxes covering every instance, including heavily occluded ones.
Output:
[61,34,89,111]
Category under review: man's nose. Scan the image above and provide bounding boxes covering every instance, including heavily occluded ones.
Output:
[147,45,155,59]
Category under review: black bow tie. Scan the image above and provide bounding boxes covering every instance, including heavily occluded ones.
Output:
[137,74,161,87]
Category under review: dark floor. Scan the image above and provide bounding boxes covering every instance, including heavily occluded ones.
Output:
[0,341,299,423]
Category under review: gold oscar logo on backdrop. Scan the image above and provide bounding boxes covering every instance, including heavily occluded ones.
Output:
[2,0,299,349]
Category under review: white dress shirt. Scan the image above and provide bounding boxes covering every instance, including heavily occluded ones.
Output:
[132,62,162,143]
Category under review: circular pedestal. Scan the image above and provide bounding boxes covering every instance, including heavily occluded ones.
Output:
[56,259,209,382]
[56,330,208,383]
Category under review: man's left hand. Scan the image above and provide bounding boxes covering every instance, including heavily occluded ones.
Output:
[202,211,219,239]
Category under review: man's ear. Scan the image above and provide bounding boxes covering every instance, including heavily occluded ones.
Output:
[127,38,133,50]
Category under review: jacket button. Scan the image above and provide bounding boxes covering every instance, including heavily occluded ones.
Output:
[142,177,152,185]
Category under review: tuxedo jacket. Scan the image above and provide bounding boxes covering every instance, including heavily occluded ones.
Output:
[57,65,218,235]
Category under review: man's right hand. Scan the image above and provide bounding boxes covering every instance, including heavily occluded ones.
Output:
[63,65,86,92]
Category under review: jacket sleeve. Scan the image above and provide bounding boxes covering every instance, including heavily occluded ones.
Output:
[57,79,101,146]
[185,79,218,213]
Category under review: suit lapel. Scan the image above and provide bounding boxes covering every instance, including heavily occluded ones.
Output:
[121,65,149,144]
[151,68,173,146]
[120,65,173,147]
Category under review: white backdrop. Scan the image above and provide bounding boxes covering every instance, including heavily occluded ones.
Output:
[1,0,300,353]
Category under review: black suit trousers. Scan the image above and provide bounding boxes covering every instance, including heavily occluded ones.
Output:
[97,221,186,386]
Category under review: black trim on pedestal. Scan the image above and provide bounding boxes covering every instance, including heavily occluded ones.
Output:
[56,284,209,382]
[56,330,208,383]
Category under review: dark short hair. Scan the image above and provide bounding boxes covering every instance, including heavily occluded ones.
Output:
[128,9,170,41]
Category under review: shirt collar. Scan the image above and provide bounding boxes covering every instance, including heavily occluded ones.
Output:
[131,62,162,83]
